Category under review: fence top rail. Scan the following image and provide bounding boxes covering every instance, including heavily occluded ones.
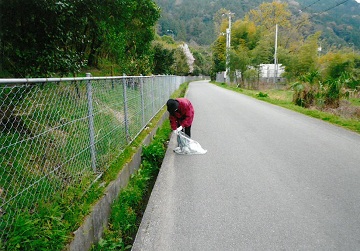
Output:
[0,75,175,85]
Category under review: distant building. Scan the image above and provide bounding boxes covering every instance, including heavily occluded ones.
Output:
[259,64,285,79]
[216,63,286,84]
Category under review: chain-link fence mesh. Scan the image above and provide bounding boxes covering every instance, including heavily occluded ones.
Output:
[0,74,198,241]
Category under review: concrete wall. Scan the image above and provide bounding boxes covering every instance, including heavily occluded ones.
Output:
[216,72,226,83]
[64,111,169,251]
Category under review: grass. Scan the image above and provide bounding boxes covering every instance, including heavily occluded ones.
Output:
[213,82,360,134]
[349,97,360,107]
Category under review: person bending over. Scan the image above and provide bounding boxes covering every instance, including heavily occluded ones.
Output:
[166,98,194,138]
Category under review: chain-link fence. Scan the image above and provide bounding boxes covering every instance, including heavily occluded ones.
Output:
[0,74,198,241]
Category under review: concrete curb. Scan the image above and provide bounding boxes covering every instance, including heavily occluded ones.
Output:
[65,111,169,251]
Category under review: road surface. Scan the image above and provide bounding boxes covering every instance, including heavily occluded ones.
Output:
[132,80,360,251]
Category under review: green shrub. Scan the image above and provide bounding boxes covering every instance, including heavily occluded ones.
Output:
[256,92,268,98]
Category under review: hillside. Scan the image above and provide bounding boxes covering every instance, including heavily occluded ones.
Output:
[154,0,360,49]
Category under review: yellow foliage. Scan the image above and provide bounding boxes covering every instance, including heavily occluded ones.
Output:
[248,1,291,30]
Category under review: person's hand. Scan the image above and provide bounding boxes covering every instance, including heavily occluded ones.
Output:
[175,126,183,133]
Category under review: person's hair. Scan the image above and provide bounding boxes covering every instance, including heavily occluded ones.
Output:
[166,99,179,115]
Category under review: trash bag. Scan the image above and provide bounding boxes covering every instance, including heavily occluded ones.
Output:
[174,131,207,155]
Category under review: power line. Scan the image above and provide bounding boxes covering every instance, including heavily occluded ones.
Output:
[317,0,351,14]
[301,0,323,12]
[294,0,351,26]
[306,0,351,20]
[285,0,352,47]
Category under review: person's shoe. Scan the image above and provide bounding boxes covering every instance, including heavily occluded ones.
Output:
[173,146,181,153]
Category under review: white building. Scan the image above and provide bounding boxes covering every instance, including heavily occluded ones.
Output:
[259,64,285,78]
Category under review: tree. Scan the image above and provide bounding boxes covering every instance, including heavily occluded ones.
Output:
[281,32,320,80]
[152,41,175,75]
[231,19,259,51]
[248,1,291,31]
[210,36,226,80]
[171,48,190,76]
[191,48,211,76]
[0,0,160,77]
[229,48,251,85]
[1,0,88,77]
[319,51,355,80]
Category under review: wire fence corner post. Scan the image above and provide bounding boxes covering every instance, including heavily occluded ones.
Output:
[86,73,97,172]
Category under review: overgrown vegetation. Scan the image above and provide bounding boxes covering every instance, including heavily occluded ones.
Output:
[291,71,356,109]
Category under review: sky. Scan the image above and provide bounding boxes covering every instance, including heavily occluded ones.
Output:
[356,0,360,3]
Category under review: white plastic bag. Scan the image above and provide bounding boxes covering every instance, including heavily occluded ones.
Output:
[174,131,207,155]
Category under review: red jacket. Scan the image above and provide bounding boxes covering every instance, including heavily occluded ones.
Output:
[169,98,194,130]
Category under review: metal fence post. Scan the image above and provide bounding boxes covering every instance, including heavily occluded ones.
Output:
[122,74,130,142]
[169,76,172,97]
[159,77,163,107]
[151,76,155,114]
[86,73,97,172]
[140,75,145,126]
[169,76,172,95]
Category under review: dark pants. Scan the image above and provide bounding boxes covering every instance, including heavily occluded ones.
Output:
[184,126,191,137]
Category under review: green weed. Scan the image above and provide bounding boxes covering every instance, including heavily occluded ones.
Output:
[256,92,269,98]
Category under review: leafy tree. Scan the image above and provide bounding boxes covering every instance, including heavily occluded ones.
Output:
[248,1,291,31]
[231,19,259,51]
[171,48,189,76]
[1,0,88,77]
[210,36,226,80]
[191,48,211,76]
[151,41,175,75]
[282,32,321,80]
[243,68,259,89]
[319,51,355,80]
[229,48,251,84]
[0,0,160,77]
[251,38,274,66]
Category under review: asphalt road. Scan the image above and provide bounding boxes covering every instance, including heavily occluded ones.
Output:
[132,80,360,251]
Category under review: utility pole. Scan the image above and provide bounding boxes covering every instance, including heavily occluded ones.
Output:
[226,28,230,83]
[222,12,234,84]
[273,24,278,88]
